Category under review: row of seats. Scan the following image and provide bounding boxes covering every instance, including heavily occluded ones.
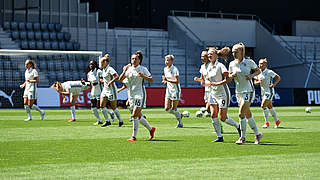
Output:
[48,71,86,84]
[38,60,88,72]
[20,41,80,50]
[0,60,20,70]
[3,21,62,32]
[11,31,71,42]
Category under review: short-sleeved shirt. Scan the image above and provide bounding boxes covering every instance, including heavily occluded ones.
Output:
[256,68,277,94]
[206,61,230,96]
[125,65,151,99]
[62,81,87,96]
[101,65,117,93]
[199,63,210,92]
[87,68,102,97]
[164,65,181,94]
[229,59,257,93]
[25,68,38,91]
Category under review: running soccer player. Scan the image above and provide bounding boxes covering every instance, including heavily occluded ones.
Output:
[229,42,262,145]
[51,80,89,122]
[20,59,45,121]
[162,55,183,128]
[202,47,241,142]
[99,54,123,127]
[254,58,281,128]
[119,50,156,141]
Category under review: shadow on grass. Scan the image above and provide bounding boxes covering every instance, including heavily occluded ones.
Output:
[275,127,302,130]
[183,126,207,129]
[150,139,180,142]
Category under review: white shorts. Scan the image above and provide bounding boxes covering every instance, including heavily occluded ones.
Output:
[131,95,146,108]
[165,88,181,101]
[101,89,117,101]
[261,89,274,101]
[209,94,229,108]
[204,91,210,103]
[23,89,37,100]
[236,91,255,104]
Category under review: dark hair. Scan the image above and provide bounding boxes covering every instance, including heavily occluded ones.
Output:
[86,60,99,74]
[26,59,37,69]
[135,50,143,64]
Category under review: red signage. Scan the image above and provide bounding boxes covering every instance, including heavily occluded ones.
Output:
[59,89,91,107]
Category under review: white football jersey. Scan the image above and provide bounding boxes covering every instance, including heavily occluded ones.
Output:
[199,63,210,92]
[25,68,38,91]
[101,65,118,93]
[256,68,277,94]
[229,59,257,93]
[125,65,151,98]
[87,68,102,96]
[62,81,87,95]
[206,61,230,97]
[164,65,181,95]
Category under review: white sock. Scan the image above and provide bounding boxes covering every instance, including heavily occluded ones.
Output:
[132,117,139,137]
[24,105,32,119]
[263,107,269,123]
[269,107,279,122]
[70,106,76,119]
[247,116,260,135]
[91,107,101,121]
[113,108,122,122]
[101,108,110,121]
[31,104,41,112]
[212,117,222,137]
[174,109,182,124]
[140,116,152,131]
[239,117,247,138]
[224,116,239,128]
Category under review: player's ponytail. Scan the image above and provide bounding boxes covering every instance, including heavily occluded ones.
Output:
[217,47,230,62]
[104,54,110,62]
[135,50,143,64]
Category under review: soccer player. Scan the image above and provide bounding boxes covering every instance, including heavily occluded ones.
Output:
[99,54,123,127]
[254,58,281,128]
[119,50,156,141]
[162,55,183,128]
[20,59,45,121]
[229,42,262,145]
[202,47,241,142]
[51,80,89,122]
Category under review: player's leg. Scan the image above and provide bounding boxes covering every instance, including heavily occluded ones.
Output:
[210,102,223,142]
[91,98,102,125]
[268,103,280,128]
[261,96,270,128]
[23,97,32,121]
[245,104,262,144]
[29,96,45,120]
[236,94,247,144]
[171,100,183,128]
[100,97,111,127]
[128,106,140,141]
[68,95,78,122]
[110,100,123,127]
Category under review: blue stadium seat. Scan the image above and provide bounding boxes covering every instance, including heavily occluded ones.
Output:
[3,21,10,31]
[27,31,34,40]
[49,32,56,41]
[40,23,47,31]
[20,40,28,49]
[3,61,12,70]
[63,32,71,41]
[66,42,73,50]
[33,22,40,31]
[58,41,66,50]
[18,22,26,31]
[26,22,33,31]
[44,41,51,49]
[10,22,18,30]
[56,32,63,41]
[11,60,19,70]
[55,23,62,32]
[19,31,27,40]
[48,23,55,32]
[28,41,36,49]
[51,41,58,50]
[48,71,56,81]
[39,61,47,71]
[63,60,70,71]
[34,31,41,40]
[42,32,49,41]
[73,42,80,50]
[13,71,20,80]
[36,41,44,49]
[0,71,3,79]
[11,31,19,40]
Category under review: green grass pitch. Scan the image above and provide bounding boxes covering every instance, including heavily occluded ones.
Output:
[0,106,319,179]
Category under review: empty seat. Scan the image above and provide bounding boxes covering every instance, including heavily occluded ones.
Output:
[28,41,36,49]
[40,23,47,31]
[27,31,34,40]
[11,60,19,70]
[39,61,47,71]
[13,71,20,80]
[11,31,19,40]
[49,32,56,41]
[44,41,51,49]
[56,32,64,41]
[63,61,70,71]
[51,41,58,50]
[73,42,80,50]
[42,32,49,41]
[20,40,28,49]
[55,24,62,32]
[33,22,40,31]
[34,31,41,40]
[10,22,18,30]
[3,21,10,30]
[18,22,26,30]
[36,41,44,49]
[66,42,73,50]
[47,61,55,71]
[63,32,71,41]
[19,31,27,40]
[26,22,33,31]
[48,23,55,32]
[58,41,65,50]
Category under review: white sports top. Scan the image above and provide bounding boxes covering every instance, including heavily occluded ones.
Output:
[164,65,181,94]
[199,63,210,92]
[87,68,102,96]
[206,61,230,96]
[25,68,38,91]
[125,65,151,98]
[256,68,277,94]
[101,65,117,91]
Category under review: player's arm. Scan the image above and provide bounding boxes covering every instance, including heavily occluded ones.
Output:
[194,74,205,82]
[210,72,232,86]
[20,81,26,88]
[163,75,179,84]
[117,84,127,93]
[107,73,119,87]
[270,74,281,88]
[119,64,130,82]
[27,76,39,83]
[246,67,261,80]
[138,72,153,83]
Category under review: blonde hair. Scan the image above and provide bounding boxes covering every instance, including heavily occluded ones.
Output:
[165,54,174,61]
[50,81,62,91]
[208,46,230,61]
[100,54,110,64]
[232,42,245,59]
[260,58,268,64]
[26,59,37,69]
